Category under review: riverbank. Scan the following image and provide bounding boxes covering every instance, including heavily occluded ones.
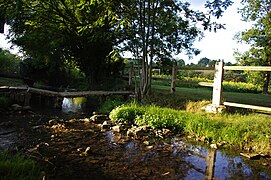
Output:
[110,102,271,155]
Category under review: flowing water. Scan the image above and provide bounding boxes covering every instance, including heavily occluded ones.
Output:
[62,97,87,113]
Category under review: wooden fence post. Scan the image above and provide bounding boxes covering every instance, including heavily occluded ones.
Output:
[212,61,224,106]
[205,61,225,113]
[171,61,177,93]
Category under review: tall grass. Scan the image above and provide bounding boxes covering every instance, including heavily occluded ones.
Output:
[109,103,271,153]
[0,152,43,180]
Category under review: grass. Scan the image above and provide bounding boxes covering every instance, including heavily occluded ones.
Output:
[152,75,263,93]
[152,84,271,108]
[0,152,43,180]
[0,77,25,86]
[109,103,271,153]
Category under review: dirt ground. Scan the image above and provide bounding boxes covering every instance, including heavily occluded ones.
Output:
[0,109,193,180]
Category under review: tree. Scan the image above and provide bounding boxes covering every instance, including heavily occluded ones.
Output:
[236,0,271,94]
[123,0,233,99]
[0,48,21,76]
[177,59,185,67]
[1,0,233,94]
[198,57,211,67]
[1,0,127,88]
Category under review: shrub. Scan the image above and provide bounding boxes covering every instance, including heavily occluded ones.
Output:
[109,102,146,123]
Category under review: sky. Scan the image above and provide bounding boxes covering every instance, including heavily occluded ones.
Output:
[183,0,252,64]
[0,0,252,64]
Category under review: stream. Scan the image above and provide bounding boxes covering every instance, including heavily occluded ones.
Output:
[1,97,271,179]
[106,130,271,179]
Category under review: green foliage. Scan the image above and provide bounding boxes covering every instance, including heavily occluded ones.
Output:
[134,106,188,131]
[223,81,261,93]
[109,102,146,124]
[0,48,21,76]
[0,152,43,180]
[177,71,214,81]
[153,73,263,93]
[110,103,271,152]
[2,0,126,87]
[0,77,24,86]
[236,0,271,93]
[99,96,129,114]
[0,96,12,111]
[198,57,210,67]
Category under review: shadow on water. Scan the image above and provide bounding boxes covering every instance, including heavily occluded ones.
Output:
[106,130,271,180]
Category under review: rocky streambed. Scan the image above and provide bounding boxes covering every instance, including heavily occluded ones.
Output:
[1,106,271,179]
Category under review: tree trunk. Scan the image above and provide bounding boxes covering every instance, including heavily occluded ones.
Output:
[263,72,270,94]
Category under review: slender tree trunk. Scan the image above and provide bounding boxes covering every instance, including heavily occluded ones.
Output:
[148,0,158,95]
[263,72,270,94]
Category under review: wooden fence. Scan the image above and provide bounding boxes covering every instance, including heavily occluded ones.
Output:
[210,62,271,113]
[127,62,271,113]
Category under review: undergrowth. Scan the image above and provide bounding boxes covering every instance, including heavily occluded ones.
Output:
[0,152,43,180]
[109,103,271,153]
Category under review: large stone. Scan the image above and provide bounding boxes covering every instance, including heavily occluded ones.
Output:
[90,114,108,122]
[205,104,226,113]
[11,104,22,111]
[111,125,123,133]
[22,106,32,111]
[240,153,261,160]
[101,121,110,130]
[127,125,150,138]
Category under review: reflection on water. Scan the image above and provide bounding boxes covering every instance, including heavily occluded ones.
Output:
[62,97,86,113]
[184,142,269,180]
[105,131,271,179]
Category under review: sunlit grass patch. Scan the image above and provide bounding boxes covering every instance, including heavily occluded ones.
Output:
[110,103,271,153]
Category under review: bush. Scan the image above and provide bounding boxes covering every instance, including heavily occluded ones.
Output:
[109,102,146,124]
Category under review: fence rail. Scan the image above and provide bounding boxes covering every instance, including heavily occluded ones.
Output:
[224,66,271,71]
[211,62,271,113]
[223,102,271,112]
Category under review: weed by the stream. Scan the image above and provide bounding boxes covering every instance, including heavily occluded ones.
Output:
[0,151,43,180]
[110,103,271,153]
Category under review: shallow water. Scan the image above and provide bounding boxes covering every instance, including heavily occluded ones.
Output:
[0,127,17,151]
[106,130,271,180]
[2,98,271,179]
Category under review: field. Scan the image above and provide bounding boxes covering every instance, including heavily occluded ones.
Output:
[152,84,271,108]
